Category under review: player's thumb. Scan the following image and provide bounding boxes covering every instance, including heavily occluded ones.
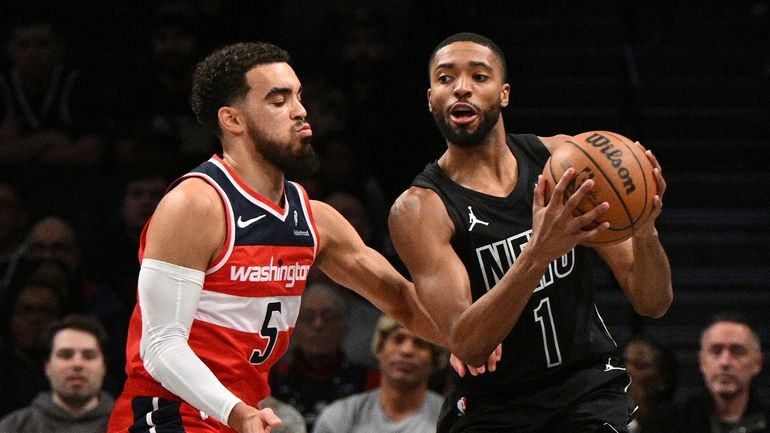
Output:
[261,408,282,427]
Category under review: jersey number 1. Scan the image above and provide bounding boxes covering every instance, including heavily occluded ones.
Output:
[250,302,281,365]
[533,297,562,367]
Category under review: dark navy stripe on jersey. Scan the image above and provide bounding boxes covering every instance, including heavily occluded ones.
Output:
[188,158,315,248]
[129,397,184,433]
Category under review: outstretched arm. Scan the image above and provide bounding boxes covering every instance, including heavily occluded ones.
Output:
[311,200,446,347]
[389,169,610,367]
[140,179,280,433]
[597,147,673,317]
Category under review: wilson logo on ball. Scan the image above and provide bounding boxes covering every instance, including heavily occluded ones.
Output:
[584,132,636,195]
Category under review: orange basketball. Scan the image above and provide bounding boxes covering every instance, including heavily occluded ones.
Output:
[542,131,656,246]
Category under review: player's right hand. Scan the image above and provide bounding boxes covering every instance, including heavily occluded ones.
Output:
[228,402,282,433]
[531,169,609,264]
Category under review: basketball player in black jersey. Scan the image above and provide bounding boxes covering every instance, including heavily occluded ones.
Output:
[389,33,673,433]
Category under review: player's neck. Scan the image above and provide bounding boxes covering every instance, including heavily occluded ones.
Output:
[379,382,427,421]
[439,129,517,197]
[222,147,285,206]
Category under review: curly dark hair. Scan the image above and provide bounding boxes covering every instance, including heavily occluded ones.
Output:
[190,42,290,137]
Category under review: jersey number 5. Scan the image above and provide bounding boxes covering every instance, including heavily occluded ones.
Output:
[533,297,563,367]
[250,301,281,365]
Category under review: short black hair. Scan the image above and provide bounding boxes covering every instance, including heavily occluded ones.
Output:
[428,32,507,82]
[190,42,290,137]
[44,314,108,361]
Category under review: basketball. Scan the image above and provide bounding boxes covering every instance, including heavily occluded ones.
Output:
[542,131,656,246]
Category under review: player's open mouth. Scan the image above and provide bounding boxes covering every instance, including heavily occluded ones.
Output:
[450,103,478,125]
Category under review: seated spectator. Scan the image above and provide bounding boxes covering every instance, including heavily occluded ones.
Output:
[312,315,446,433]
[21,216,89,308]
[21,215,124,394]
[0,11,107,166]
[270,283,377,431]
[94,167,168,310]
[0,276,66,416]
[624,335,677,433]
[647,312,769,433]
[0,179,30,296]
[113,5,216,166]
[0,314,114,433]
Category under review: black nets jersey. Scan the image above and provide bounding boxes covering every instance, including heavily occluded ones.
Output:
[413,134,618,399]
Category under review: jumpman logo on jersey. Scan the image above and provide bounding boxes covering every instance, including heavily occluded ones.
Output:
[604,357,627,372]
[467,206,489,232]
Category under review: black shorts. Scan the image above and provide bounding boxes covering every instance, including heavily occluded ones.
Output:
[438,357,636,433]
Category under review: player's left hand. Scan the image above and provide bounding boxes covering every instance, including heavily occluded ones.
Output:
[450,344,502,377]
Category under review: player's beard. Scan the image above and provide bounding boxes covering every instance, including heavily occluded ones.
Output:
[247,119,319,179]
[432,100,501,148]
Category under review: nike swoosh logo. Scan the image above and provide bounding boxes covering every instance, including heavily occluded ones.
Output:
[237,215,266,228]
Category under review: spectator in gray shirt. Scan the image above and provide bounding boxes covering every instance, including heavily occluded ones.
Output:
[0,314,113,433]
[313,315,446,433]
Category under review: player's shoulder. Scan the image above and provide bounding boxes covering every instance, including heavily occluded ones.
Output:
[390,186,445,221]
[536,133,573,154]
[156,177,222,220]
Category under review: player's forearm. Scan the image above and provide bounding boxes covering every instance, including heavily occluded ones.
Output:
[449,249,547,366]
[625,231,672,317]
[398,282,448,347]
[138,260,242,425]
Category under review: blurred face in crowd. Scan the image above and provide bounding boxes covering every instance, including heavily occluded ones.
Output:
[122,177,166,232]
[25,217,81,273]
[324,193,373,245]
[699,321,763,400]
[7,23,63,83]
[428,41,509,148]
[12,284,62,354]
[377,325,434,391]
[294,286,346,360]
[153,25,197,76]
[46,328,106,411]
[625,339,666,408]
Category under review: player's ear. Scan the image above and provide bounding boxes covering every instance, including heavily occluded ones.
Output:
[218,106,244,135]
[500,83,510,108]
[427,89,432,112]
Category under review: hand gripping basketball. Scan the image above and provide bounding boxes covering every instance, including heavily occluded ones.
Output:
[542,131,657,246]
